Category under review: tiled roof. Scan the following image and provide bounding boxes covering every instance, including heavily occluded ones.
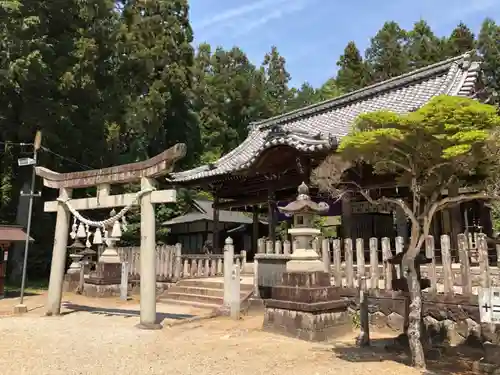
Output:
[172,53,481,183]
[162,200,267,226]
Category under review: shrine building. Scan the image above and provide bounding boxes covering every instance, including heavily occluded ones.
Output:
[168,53,492,259]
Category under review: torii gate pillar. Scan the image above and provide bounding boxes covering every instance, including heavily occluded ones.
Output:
[138,177,158,329]
[36,144,186,328]
[46,187,72,316]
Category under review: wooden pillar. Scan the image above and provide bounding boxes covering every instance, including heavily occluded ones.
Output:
[213,196,220,253]
[448,184,462,251]
[268,190,276,243]
[480,202,493,237]
[252,206,259,255]
[395,206,408,243]
[341,194,352,239]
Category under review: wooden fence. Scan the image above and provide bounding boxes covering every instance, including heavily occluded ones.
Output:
[117,244,246,281]
[256,234,500,296]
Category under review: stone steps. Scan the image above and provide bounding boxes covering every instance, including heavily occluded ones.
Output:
[158,279,253,310]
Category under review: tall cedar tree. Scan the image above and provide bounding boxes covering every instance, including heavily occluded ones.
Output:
[117,0,198,166]
[261,46,292,117]
[406,20,444,69]
[478,18,500,104]
[446,22,476,57]
[193,45,265,162]
[0,0,121,278]
[365,21,409,83]
[336,41,368,92]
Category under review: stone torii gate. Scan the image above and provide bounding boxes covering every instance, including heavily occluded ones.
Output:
[36,144,186,329]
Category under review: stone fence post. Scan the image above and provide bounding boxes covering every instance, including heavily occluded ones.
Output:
[223,237,234,307]
[240,250,246,270]
[321,238,330,273]
[174,243,182,281]
[230,264,241,320]
[257,238,265,253]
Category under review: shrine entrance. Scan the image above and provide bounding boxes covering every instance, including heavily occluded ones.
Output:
[36,144,186,329]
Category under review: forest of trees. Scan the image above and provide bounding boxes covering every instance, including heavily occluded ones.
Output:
[1,1,500,278]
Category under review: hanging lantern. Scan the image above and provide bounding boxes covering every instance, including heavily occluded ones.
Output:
[93,227,103,244]
[76,222,86,238]
[111,220,122,238]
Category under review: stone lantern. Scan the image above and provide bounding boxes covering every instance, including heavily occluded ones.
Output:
[278,182,329,272]
[79,247,97,274]
[262,182,349,342]
[67,239,85,274]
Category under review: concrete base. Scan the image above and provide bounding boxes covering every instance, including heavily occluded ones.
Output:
[286,248,325,273]
[286,259,324,273]
[263,307,350,341]
[63,273,81,293]
[13,304,28,314]
[136,322,163,330]
[83,283,121,298]
[262,271,349,342]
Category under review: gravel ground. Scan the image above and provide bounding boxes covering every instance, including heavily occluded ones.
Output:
[0,294,468,375]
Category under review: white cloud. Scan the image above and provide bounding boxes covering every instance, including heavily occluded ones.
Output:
[231,0,308,37]
[194,0,307,38]
[196,0,288,30]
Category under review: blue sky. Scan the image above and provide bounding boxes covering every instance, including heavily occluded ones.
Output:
[188,0,500,88]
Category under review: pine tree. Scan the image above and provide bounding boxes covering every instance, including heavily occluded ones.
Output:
[336,41,368,92]
[477,18,500,104]
[365,21,409,83]
[406,20,444,69]
[446,22,475,57]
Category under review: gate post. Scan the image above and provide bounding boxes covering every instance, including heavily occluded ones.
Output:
[137,177,161,329]
[46,187,72,316]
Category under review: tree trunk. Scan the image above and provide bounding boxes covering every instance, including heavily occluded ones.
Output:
[403,245,426,369]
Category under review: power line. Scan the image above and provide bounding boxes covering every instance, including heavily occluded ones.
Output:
[41,146,95,170]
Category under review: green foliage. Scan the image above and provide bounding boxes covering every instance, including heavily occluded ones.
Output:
[312,215,336,237]
[406,20,444,69]
[491,203,500,234]
[446,22,476,57]
[336,41,369,92]
[339,95,500,196]
[478,18,500,104]
[365,21,409,83]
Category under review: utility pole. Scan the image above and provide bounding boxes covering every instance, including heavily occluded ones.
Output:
[14,131,42,313]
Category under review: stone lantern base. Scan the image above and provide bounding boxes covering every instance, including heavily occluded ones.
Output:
[263,271,350,342]
[85,263,122,297]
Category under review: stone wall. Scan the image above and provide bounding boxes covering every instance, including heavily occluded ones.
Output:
[342,289,500,348]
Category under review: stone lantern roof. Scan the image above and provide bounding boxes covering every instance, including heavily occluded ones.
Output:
[278,182,329,215]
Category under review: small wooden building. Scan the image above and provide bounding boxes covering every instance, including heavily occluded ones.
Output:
[0,225,34,297]
[162,200,267,257]
[168,53,492,253]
